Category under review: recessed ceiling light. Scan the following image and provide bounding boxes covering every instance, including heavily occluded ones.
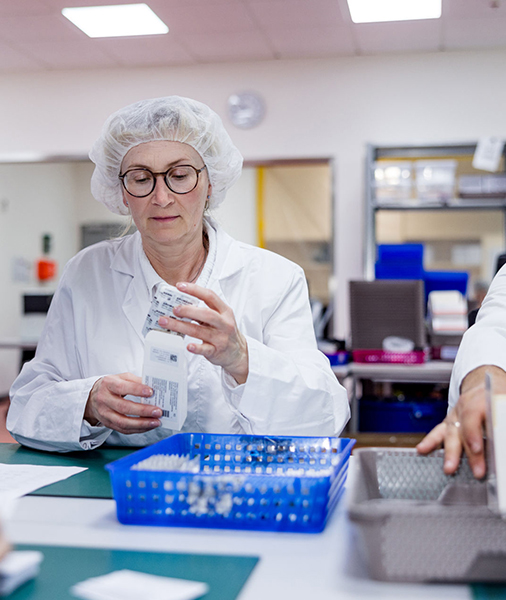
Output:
[62,3,168,38]
[347,0,442,24]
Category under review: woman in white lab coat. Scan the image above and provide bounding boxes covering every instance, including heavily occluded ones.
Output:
[7,96,349,452]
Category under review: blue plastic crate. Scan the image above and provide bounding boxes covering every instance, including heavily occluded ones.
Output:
[106,433,355,533]
[358,397,448,433]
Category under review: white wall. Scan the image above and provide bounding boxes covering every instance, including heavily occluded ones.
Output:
[212,166,257,246]
[1,49,506,351]
[0,163,79,391]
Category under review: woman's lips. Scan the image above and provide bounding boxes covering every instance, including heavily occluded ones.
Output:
[152,215,179,222]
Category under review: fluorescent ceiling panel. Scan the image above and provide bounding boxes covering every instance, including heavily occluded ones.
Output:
[62,3,168,38]
[347,0,442,24]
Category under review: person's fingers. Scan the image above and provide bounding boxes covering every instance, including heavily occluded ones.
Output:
[117,372,143,384]
[187,341,214,358]
[104,375,152,399]
[459,405,486,479]
[416,422,447,454]
[441,420,464,474]
[176,282,228,313]
[87,374,162,434]
[172,303,223,328]
[158,315,211,340]
[104,394,162,419]
[98,406,161,434]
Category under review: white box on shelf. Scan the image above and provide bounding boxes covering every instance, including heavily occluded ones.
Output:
[415,159,457,201]
[373,161,412,203]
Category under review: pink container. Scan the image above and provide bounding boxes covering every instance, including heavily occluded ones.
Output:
[352,349,426,364]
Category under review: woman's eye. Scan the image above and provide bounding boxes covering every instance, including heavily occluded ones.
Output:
[132,172,151,183]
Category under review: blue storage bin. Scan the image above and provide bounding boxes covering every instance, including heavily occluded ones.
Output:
[358,397,448,433]
[106,433,355,533]
[377,243,424,264]
[375,263,425,280]
[424,270,468,298]
[375,243,425,280]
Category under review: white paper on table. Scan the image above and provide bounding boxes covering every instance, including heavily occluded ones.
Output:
[0,551,44,597]
[0,463,87,502]
[70,570,209,600]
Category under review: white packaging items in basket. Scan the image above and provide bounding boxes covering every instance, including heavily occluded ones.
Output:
[142,282,199,338]
[141,330,188,430]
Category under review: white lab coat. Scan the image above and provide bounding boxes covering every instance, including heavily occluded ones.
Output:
[449,265,506,407]
[8,219,349,452]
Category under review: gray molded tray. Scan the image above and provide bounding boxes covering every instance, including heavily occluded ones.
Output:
[348,448,506,583]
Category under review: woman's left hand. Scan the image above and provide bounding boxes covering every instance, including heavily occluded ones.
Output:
[158,282,249,384]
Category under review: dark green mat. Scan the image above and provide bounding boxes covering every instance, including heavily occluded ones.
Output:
[10,544,258,600]
[472,585,506,600]
[0,443,133,498]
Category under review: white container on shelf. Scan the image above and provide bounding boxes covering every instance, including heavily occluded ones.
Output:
[373,161,412,204]
[415,159,457,202]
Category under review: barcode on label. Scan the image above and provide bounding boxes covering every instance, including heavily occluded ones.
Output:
[150,347,178,365]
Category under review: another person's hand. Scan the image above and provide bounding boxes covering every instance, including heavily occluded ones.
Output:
[0,527,10,562]
[417,365,506,478]
[84,373,161,434]
[158,282,249,385]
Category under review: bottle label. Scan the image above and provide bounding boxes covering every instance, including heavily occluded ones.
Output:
[141,330,188,430]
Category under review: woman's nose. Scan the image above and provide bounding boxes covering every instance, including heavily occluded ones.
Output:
[151,176,174,206]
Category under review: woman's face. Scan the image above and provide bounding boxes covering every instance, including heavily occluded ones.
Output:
[121,140,211,249]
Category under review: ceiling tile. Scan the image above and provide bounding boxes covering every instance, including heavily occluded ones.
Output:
[0,0,52,17]
[148,0,257,35]
[0,41,47,71]
[13,39,121,69]
[355,20,442,55]
[99,35,197,67]
[444,17,506,50]
[245,0,344,30]
[0,13,83,43]
[443,0,506,19]
[181,30,275,62]
[43,0,134,6]
[269,26,355,59]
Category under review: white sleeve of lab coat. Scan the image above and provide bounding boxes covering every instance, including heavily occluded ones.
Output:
[449,266,506,408]
[7,275,112,452]
[221,268,350,436]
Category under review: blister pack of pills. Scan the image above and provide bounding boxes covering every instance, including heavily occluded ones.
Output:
[142,283,199,337]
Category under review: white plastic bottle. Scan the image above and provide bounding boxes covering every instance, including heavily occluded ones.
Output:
[141,330,188,430]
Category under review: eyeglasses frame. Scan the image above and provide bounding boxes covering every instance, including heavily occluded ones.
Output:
[119,164,207,198]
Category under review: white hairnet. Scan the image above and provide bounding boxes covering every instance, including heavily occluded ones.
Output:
[89,96,243,215]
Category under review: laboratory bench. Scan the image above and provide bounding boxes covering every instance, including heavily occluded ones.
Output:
[334,361,454,434]
[3,452,475,600]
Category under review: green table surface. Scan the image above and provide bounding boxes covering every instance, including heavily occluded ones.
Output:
[0,443,134,498]
[11,544,258,600]
[472,585,506,600]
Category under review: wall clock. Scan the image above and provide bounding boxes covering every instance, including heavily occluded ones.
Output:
[227,92,265,129]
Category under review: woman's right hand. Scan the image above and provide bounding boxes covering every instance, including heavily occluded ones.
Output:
[84,373,162,434]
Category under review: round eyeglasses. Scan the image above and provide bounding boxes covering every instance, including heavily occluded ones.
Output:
[119,164,207,197]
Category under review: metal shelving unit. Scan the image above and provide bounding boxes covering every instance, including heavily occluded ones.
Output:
[364,142,506,280]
